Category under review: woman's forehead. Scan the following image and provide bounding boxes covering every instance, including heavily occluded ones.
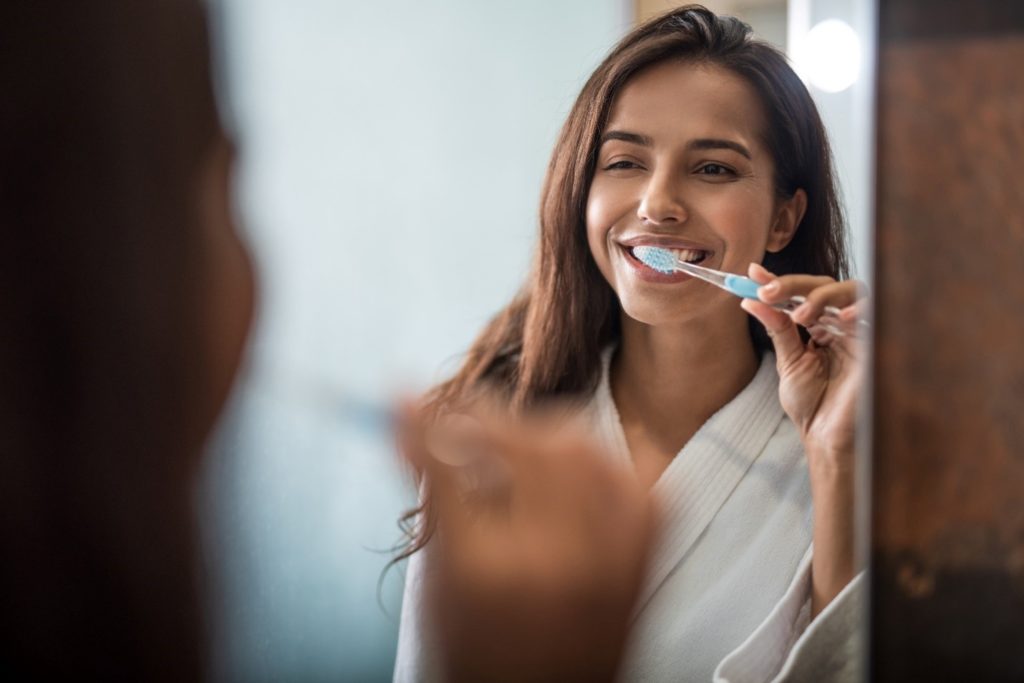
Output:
[605,61,768,148]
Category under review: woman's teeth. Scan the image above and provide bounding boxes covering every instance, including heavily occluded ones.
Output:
[625,245,709,269]
[676,248,705,263]
[628,247,706,262]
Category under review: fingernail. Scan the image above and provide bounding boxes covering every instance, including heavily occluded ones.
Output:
[762,281,780,294]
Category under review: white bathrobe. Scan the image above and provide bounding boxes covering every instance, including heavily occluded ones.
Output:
[393,352,863,682]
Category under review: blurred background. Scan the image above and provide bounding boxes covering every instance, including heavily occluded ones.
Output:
[200,1,876,680]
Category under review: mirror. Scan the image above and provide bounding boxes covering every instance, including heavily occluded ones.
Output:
[203,1,877,679]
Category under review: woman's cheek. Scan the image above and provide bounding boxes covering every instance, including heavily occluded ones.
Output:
[585,197,614,276]
[711,194,775,269]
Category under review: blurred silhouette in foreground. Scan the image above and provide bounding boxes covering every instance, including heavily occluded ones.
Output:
[0,1,253,678]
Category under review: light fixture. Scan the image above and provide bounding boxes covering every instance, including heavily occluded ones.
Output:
[794,19,861,94]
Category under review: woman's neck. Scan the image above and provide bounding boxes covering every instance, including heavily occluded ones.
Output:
[610,308,760,484]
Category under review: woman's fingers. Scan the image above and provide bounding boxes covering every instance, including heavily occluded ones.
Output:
[750,264,841,322]
[404,396,655,561]
[424,410,657,683]
[753,265,860,306]
[752,266,836,304]
[807,323,837,346]
[741,297,806,371]
[791,281,860,326]
[396,404,477,541]
[751,264,869,334]
[744,264,806,369]
[840,296,871,325]
[481,413,623,529]
[761,273,849,300]
[747,261,775,285]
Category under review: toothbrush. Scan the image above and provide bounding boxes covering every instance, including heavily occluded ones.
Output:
[335,391,396,434]
[266,371,397,435]
[632,246,857,335]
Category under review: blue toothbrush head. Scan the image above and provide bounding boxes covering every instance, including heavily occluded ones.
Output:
[633,246,677,274]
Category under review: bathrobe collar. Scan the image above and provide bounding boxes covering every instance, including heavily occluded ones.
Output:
[589,348,785,616]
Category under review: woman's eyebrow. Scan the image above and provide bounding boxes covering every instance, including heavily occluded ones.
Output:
[600,131,752,160]
[687,138,752,159]
[600,130,653,146]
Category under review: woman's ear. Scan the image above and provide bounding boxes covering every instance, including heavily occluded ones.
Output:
[766,189,807,253]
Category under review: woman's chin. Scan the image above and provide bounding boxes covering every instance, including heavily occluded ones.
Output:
[616,287,739,331]
[618,299,697,329]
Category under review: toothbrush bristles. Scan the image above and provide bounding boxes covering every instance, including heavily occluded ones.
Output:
[633,246,677,274]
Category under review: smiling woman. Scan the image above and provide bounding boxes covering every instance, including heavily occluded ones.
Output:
[587,61,806,334]
[396,5,866,682]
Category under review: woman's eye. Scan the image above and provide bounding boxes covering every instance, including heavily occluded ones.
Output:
[603,160,642,171]
[698,163,734,176]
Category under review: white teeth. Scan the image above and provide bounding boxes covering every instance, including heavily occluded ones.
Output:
[675,248,705,263]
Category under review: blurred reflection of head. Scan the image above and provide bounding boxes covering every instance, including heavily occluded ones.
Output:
[0,1,253,678]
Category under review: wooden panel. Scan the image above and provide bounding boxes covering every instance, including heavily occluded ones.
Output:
[872,0,1024,680]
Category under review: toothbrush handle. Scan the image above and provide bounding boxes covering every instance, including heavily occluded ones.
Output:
[774,295,872,338]
[722,274,868,335]
[771,295,843,319]
[727,276,843,317]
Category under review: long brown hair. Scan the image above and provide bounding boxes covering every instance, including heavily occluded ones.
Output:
[399,5,848,557]
[0,1,221,678]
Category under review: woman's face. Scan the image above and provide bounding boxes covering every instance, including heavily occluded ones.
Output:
[586,60,804,328]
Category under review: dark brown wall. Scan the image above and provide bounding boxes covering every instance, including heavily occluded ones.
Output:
[872,0,1024,680]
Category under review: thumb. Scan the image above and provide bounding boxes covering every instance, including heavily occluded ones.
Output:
[741,298,805,369]
[741,264,805,371]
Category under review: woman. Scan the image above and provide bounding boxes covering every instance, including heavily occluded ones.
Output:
[396,6,866,682]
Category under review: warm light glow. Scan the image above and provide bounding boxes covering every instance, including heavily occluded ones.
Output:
[795,19,861,94]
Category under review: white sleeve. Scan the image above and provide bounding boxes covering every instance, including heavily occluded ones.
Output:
[392,541,445,683]
[713,548,865,683]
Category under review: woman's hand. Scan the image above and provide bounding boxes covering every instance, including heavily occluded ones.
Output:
[398,408,657,683]
[741,263,867,461]
[740,262,869,617]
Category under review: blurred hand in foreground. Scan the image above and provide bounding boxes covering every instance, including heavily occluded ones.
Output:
[399,407,658,683]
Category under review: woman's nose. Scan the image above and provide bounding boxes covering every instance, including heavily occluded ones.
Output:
[637,171,687,225]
